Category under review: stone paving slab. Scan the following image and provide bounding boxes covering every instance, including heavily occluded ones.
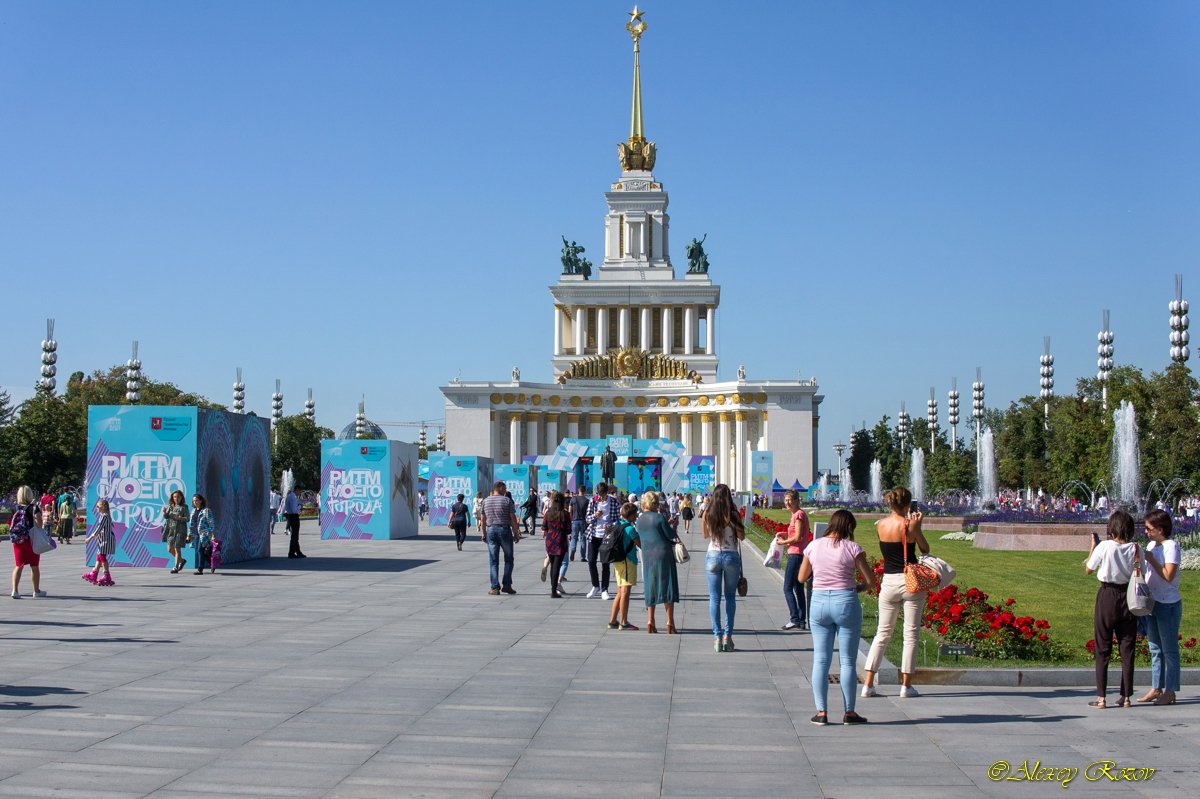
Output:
[2,519,1198,797]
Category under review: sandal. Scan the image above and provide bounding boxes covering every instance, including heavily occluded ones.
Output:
[647,624,657,634]
[667,624,678,634]
[1087,698,1106,708]
[1120,696,1132,708]
[1138,689,1162,703]
[1153,692,1177,706]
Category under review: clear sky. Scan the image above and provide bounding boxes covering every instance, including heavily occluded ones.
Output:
[2,1,1198,474]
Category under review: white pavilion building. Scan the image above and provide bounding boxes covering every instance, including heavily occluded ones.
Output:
[440,12,821,491]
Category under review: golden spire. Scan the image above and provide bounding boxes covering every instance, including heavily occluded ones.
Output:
[618,7,656,172]
[627,6,646,142]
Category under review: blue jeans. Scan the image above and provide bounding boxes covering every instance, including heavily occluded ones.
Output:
[809,589,863,713]
[486,526,514,590]
[782,553,808,625]
[1147,599,1183,691]
[705,550,741,638]
[562,519,586,579]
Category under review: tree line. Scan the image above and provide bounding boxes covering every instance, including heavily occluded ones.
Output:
[848,364,1200,500]
[0,368,332,496]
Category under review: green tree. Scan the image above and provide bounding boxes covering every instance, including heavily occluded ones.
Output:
[64,367,222,409]
[3,394,87,493]
[271,415,334,491]
[1143,363,1200,490]
[995,397,1050,492]
[847,428,874,492]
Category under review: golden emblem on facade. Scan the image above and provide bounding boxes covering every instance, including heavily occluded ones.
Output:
[556,346,700,383]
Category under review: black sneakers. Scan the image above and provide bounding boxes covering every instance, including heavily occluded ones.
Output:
[842,712,869,725]
[810,713,828,726]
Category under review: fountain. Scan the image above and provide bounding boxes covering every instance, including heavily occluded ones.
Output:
[910,449,926,504]
[817,472,829,502]
[869,460,882,504]
[979,429,997,507]
[1111,400,1141,509]
[840,465,852,504]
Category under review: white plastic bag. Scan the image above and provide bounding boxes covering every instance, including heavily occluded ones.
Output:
[918,554,955,589]
[763,539,782,569]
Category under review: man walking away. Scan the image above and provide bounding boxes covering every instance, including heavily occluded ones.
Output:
[283,487,305,558]
[481,481,521,595]
[586,481,620,600]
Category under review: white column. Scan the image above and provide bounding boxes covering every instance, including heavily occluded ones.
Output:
[658,414,671,440]
[567,413,581,440]
[589,413,602,439]
[640,307,652,350]
[553,306,562,356]
[663,307,674,355]
[526,412,540,458]
[490,411,500,460]
[735,411,748,491]
[718,412,732,486]
[636,414,649,439]
[574,307,585,355]
[597,307,609,355]
[619,307,630,347]
[700,413,714,457]
[545,413,559,454]
[680,413,693,453]
[707,306,717,355]
[612,413,625,436]
[509,412,523,465]
[684,306,695,355]
[761,411,769,452]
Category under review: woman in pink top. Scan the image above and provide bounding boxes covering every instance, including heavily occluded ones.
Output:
[775,489,812,631]
[798,509,877,726]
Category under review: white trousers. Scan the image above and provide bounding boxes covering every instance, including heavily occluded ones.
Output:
[864,572,927,676]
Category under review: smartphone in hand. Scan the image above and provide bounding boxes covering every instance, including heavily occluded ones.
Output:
[1091,532,1101,546]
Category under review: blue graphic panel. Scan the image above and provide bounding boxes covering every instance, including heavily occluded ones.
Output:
[320,441,392,540]
[428,455,492,525]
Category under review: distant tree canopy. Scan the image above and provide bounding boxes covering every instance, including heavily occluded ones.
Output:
[0,365,228,495]
[856,363,1200,501]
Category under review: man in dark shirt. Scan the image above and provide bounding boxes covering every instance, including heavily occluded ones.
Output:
[521,493,539,536]
[480,481,521,595]
[569,487,591,562]
[448,493,471,551]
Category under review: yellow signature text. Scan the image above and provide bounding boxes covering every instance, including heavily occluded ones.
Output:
[987,760,1155,788]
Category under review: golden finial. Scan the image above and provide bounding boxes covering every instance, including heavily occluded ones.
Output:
[618,6,655,171]
[627,6,647,48]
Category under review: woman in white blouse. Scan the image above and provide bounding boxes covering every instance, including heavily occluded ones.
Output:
[1138,509,1183,706]
[1084,510,1139,708]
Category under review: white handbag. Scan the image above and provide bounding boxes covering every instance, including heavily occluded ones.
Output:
[28,526,56,555]
[1127,547,1155,617]
[673,539,690,564]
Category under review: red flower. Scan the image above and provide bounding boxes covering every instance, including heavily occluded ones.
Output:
[1005,598,1016,606]
[1038,633,1048,641]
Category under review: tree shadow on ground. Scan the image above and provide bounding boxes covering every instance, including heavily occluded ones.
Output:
[2,636,177,644]
[0,620,121,628]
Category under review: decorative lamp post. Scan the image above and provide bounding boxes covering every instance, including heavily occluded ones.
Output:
[1097,310,1114,411]
[897,402,910,455]
[437,429,446,452]
[927,387,938,454]
[304,388,315,422]
[419,425,427,450]
[355,401,366,439]
[832,441,847,477]
[232,368,246,413]
[271,380,283,448]
[37,318,57,394]
[972,367,985,475]
[948,378,960,453]
[1039,337,1054,431]
[125,341,142,404]
[1170,274,1190,364]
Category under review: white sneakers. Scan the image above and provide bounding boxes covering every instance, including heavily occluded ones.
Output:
[10,592,19,599]
[586,587,600,599]
[861,684,919,698]
[601,590,611,601]
[32,591,47,598]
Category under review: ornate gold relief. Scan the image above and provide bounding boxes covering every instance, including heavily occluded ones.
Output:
[489,393,502,404]
[735,411,747,421]
[715,395,726,405]
[556,346,700,383]
[517,393,526,404]
[656,397,669,407]
[503,393,515,404]
[613,396,626,407]
[590,396,603,407]
[550,395,562,407]
[569,396,582,407]
[698,396,710,406]
[531,394,542,406]
[678,396,690,406]
[730,393,742,405]
[756,392,768,404]
[635,396,648,408]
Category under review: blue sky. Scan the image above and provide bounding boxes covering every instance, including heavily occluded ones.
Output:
[2,1,1198,472]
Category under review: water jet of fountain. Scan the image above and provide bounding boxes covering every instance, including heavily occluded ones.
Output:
[910,449,926,504]
[979,429,997,507]
[869,460,882,504]
[1111,400,1141,510]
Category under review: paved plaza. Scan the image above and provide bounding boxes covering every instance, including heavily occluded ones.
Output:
[2,520,1197,798]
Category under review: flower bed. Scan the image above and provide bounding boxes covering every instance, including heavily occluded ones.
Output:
[924,584,1064,660]
[1084,633,1200,664]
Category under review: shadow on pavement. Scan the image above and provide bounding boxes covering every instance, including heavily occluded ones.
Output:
[216,558,438,574]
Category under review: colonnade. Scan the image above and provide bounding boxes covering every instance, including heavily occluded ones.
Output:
[501,408,766,492]
[553,304,716,357]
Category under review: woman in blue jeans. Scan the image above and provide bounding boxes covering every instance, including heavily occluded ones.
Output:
[1138,508,1183,706]
[797,509,878,725]
[703,484,745,653]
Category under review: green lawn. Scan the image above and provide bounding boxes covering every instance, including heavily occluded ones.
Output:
[746,508,1200,668]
